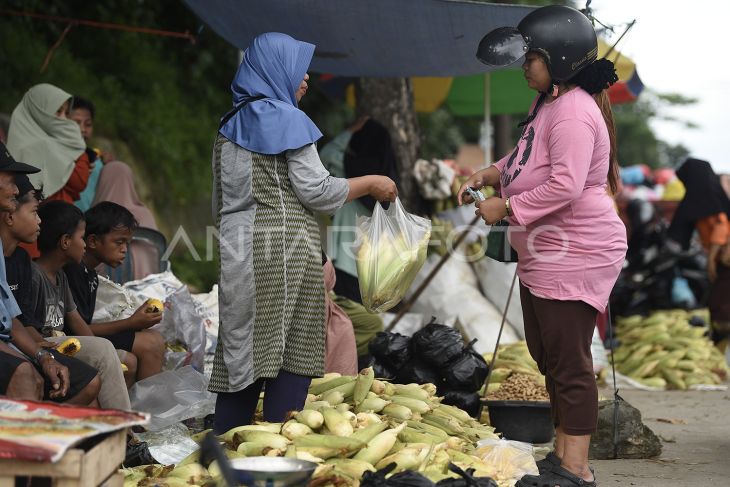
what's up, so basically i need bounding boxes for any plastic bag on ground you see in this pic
[372,360,398,381]
[361,463,434,486]
[355,198,432,312]
[92,275,146,323]
[151,285,207,372]
[473,438,538,485]
[443,339,490,392]
[132,423,199,465]
[436,464,498,486]
[439,388,482,418]
[369,332,412,370]
[129,366,216,432]
[471,259,524,339]
[412,321,465,367]
[408,255,520,354]
[396,357,442,387]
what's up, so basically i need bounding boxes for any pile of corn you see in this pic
[613,310,729,389]
[481,342,541,397]
[486,373,549,402]
[122,368,543,487]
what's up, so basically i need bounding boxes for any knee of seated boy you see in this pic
[137,329,167,357]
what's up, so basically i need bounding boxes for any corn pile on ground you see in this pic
[612,310,728,390]
[122,368,546,487]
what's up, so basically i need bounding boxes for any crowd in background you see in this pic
[0,83,165,409]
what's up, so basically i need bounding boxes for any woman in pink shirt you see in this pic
[460,6,627,487]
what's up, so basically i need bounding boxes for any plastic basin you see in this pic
[484,400,555,444]
[229,457,317,486]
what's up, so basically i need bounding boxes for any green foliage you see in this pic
[418,108,465,160]
[0,0,239,288]
[0,0,236,214]
[613,91,695,168]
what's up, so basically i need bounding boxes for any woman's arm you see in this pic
[287,144,350,214]
[508,119,594,226]
[345,176,397,203]
[60,152,92,200]
[457,165,502,205]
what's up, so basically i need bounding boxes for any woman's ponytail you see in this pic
[571,59,620,195]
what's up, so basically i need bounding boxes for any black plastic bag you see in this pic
[435,464,498,487]
[412,322,464,367]
[439,389,481,418]
[369,332,412,370]
[396,357,442,386]
[443,340,489,392]
[372,360,397,381]
[361,463,435,486]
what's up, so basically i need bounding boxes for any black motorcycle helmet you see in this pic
[477,5,598,83]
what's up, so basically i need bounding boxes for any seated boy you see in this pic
[0,148,100,405]
[1,176,130,409]
[46,201,165,382]
[65,202,165,381]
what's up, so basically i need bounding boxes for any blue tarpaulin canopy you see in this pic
[182,0,534,77]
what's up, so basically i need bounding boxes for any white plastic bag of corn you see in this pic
[355,198,431,313]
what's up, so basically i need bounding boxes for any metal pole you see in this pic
[480,266,518,403]
[385,215,481,332]
[483,73,492,166]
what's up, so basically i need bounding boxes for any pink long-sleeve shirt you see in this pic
[494,88,627,313]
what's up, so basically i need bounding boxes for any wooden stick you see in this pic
[480,266,518,403]
[385,214,481,332]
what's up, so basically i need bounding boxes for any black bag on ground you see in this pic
[372,360,397,381]
[443,339,489,392]
[396,357,442,386]
[436,464,498,486]
[412,321,464,367]
[369,332,412,370]
[361,463,435,486]
[439,389,482,418]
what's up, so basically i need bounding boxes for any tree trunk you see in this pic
[494,113,514,161]
[356,77,424,214]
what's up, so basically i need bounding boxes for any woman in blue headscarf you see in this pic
[210,32,397,431]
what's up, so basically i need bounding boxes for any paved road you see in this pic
[592,388,730,486]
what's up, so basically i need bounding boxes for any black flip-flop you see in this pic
[535,451,562,474]
[516,466,596,487]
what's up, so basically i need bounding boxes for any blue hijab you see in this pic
[219,32,322,155]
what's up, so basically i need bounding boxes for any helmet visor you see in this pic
[476,27,528,67]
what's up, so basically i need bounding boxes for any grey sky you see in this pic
[592,0,730,174]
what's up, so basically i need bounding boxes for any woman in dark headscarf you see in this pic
[668,158,730,349]
[320,118,399,302]
[210,32,397,432]
[319,118,399,366]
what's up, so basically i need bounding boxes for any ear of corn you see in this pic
[309,376,356,396]
[281,420,313,440]
[322,407,354,437]
[354,367,375,406]
[219,422,282,443]
[296,409,324,429]
[353,423,405,465]
[55,337,81,356]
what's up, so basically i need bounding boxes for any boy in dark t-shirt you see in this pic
[64,202,164,381]
[18,199,134,407]
[0,175,100,405]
